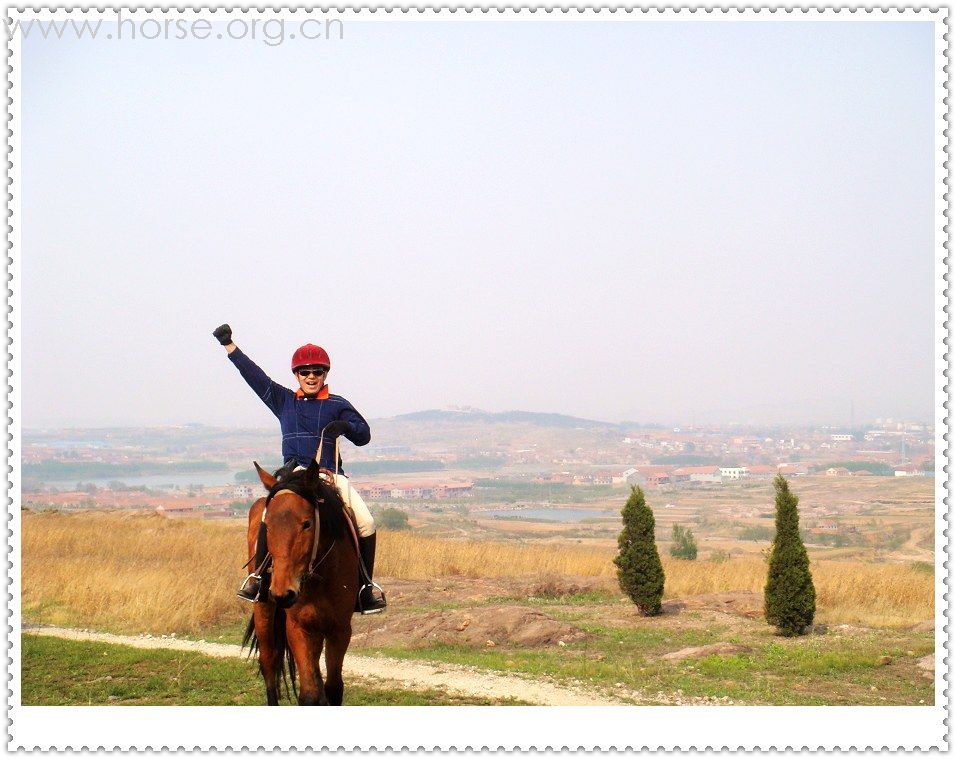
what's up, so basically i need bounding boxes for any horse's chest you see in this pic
[291,599,336,630]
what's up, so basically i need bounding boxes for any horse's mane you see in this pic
[264,465,347,541]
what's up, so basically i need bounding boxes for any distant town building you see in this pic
[825,467,851,477]
[355,480,474,500]
[720,467,747,480]
[625,466,673,489]
[672,466,722,484]
[894,464,927,477]
[614,468,639,485]
[546,472,575,485]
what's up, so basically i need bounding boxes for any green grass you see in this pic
[365,618,935,706]
[21,635,526,706]
[494,591,620,606]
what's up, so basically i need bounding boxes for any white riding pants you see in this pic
[290,467,375,538]
[334,474,376,538]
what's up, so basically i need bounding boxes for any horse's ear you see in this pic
[253,461,277,490]
[302,458,322,488]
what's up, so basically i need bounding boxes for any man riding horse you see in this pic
[213,323,386,614]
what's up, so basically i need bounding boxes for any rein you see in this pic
[315,430,341,483]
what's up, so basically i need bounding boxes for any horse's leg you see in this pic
[286,619,327,706]
[253,602,280,706]
[323,623,352,707]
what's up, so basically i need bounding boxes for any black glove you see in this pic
[213,324,233,346]
[323,420,352,439]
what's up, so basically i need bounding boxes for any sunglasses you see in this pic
[296,368,328,378]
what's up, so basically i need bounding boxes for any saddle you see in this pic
[317,466,364,566]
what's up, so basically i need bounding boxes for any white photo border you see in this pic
[5,6,949,750]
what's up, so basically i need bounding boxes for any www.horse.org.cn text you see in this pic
[5,13,346,47]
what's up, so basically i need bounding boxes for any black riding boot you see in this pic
[237,521,270,602]
[355,533,386,614]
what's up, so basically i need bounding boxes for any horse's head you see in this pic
[253,460,341,609]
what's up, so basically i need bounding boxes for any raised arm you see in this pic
[213,324,290,418]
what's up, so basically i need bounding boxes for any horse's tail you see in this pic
[241,614,258,655]
[241,608,297,702]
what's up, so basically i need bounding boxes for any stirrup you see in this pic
[357,581,386,615]
[237,573,262,603]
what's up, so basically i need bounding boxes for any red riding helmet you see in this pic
[291,344,331,372]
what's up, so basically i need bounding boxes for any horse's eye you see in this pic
[303,520,312,530]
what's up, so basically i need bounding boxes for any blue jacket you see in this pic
[227,347,371,471]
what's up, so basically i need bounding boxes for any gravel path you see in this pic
[23,625,623,706]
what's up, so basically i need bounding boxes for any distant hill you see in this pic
[387,408,620,429]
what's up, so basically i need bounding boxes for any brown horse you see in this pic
[241,459,359,705]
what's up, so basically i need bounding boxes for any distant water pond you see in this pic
[481,507,609,523]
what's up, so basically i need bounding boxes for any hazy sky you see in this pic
[22,19,936,428]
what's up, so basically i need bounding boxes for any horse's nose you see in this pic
[273,589,297,608]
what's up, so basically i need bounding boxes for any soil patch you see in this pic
[677,592,764,619]
[353,606,594,648]
[661,642,753,662]
[376,577,512,606]
[378,575,612,607]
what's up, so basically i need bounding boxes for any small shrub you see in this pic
[669,524,698,560]
[378,507,410,531]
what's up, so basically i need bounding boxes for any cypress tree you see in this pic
[764,475,816,636]
[614,486,665,615]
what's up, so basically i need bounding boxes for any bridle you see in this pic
[260,479,335,582]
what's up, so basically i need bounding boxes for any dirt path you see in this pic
[23,625,624,706]
[900,527,933,560]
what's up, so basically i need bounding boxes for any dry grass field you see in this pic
[22,509,933,634]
